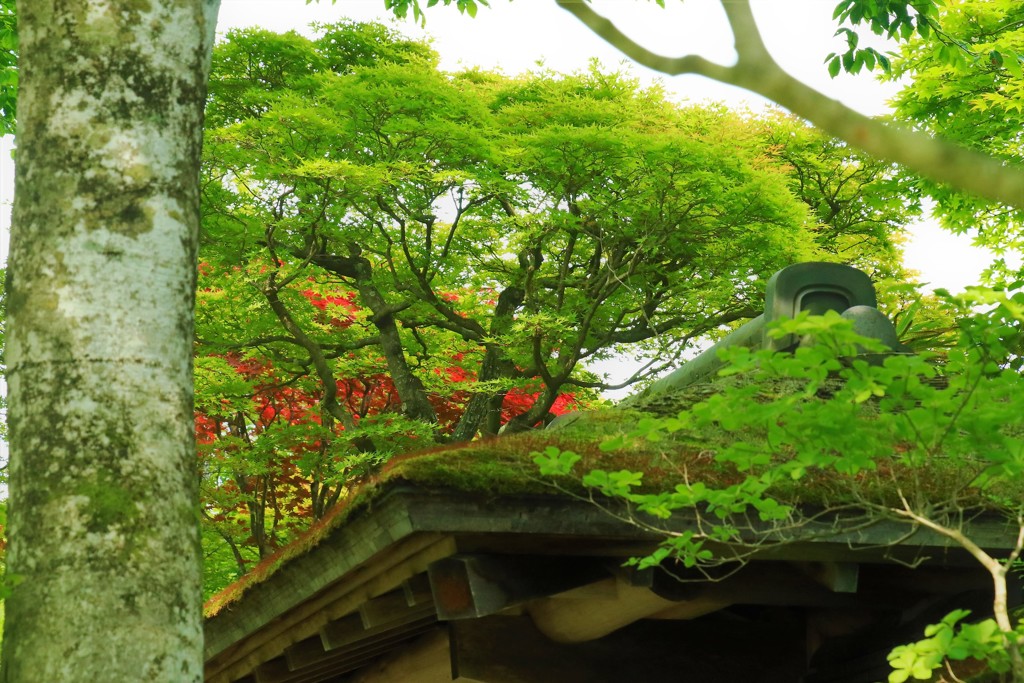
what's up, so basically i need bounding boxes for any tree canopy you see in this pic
[191,21,918,594]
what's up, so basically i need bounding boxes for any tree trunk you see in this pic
[1,1,219,680]
[311,252,439,427]
[503,386,560,434]
[450,286,524,443]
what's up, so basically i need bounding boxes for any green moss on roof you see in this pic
[201,425,713,618]
[203,372,1024,618]
[201,388,800,619]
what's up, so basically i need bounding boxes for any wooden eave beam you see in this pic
[427,553,609,620]
[258,624,437,683]
[346,629,452,683]
[527,576,731,643]
[206,534,455,683]
[205,486,1022,681]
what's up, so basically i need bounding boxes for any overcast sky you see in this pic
[0,1,1005,291]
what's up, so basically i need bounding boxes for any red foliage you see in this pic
[197,273,579,561]
[300,289,359,328]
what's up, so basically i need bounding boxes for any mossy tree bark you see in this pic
[1,1,220,680]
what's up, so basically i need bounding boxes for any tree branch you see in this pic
[556,0,1024,212]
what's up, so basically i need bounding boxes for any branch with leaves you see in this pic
[538,302,1024,681]
[555,0,1024,214]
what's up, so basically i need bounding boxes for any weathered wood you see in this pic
[428,554,608,620]
[527,559,981,642]
[358,593,414,629]
[322,607,436,651]
[262,621,438,683]
[207,534,455,683]
[527,577,730,643]
[347,629,452,683]
[359,586,435,629]
[206,496,425,660]
[651,561,861,607]
[395,488,1021,556]
[282,636,326,672]
[451,614,806,683]
[402,574,434,607]
[253,657,292,683]
[206,486,1021,682]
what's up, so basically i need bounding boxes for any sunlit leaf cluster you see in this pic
[542,295,1024,679]
[886,0,1024,245]
[194,20,914,595]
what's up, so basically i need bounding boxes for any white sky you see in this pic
[0,0,1002,292]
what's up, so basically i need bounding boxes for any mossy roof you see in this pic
[202,427,637,618]
[202,373,1019,619]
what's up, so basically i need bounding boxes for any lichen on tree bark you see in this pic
[1,1,220,680]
